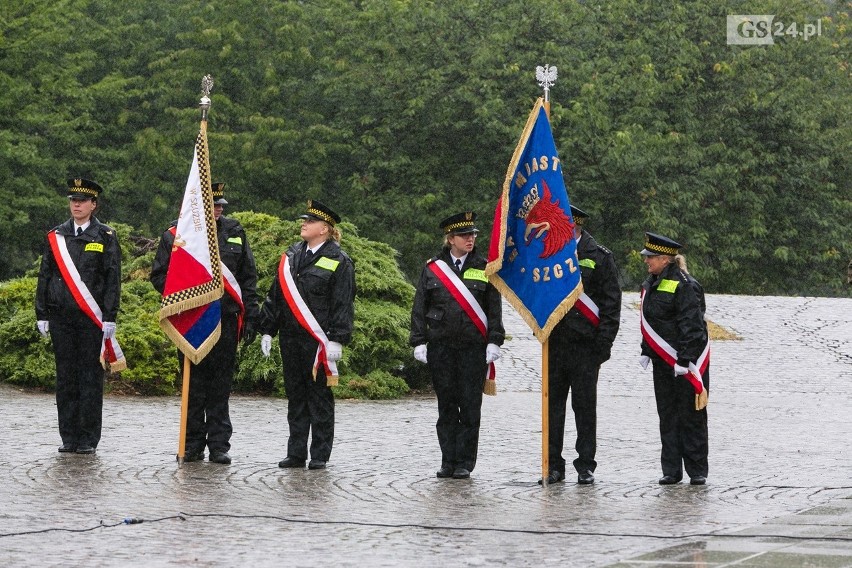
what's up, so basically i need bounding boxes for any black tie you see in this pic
[454,258,462,271]
[76,227,82,236]
[304,249,314,263]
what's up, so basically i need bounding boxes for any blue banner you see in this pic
[486,98,582,342]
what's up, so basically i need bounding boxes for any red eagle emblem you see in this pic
[523,179,574,258]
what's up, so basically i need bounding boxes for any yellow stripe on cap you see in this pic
[444,221,475,234]
[644,241,679,255]
[69,187,99,197]
[307,207,336,225]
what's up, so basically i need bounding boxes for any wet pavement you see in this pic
[2,292,851,567]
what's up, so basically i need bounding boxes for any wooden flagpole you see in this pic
[538,65,556,486]
[176,75,213,468]
[177,356,191,467]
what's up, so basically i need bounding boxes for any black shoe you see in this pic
[578,470,595,485]
[75,446,96,454]
[690,476,706,485]
[278,456,306,468]
[537,470,565,485]
[659,475,682,485]
[209,451,231,464]
[308,459,326,470]
[452,467,470,479]
[183,449,204,462]
[436,466,454,478]
[58,444,77,453]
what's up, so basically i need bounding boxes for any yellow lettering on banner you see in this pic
[84,243,104,253]
[565,258,578,273]
[532,259,578,283]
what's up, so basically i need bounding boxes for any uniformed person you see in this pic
[410,212,505,480]
[541,205,621,485]
[639,232,709,485]
[35,178,122,455]
[259,199,356,471]
[151,182,260,464]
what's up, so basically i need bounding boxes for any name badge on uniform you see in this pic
[84,243,104,253]
[462,268,488,283]
[316,257,340,272]
[657,279,679,293]
[227,236,242,245]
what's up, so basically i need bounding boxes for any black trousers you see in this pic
[652,360,709,479]
[547,340,600,474]
[50,315,105,448]
[428,342,487,472]
[178,313,238,453]
[281,338,335,462]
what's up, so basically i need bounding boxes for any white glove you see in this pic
[673,363,689,376]
[37,320,49,338]
[261,335,272,358]
[413,344,428,364]
[102,322,116,339]
[485,343,501,364]
[639,355,650,370]
[327,341,343,362]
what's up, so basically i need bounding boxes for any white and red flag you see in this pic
[157,126,223,364]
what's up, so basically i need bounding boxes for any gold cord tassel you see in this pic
[483,380,496,396]
[695,390,708,411]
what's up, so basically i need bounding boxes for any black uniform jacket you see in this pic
[640,262,707,367]
[150,216,260,323]
[36,217,121,322]
[259,240,356,345]
[550,231,622,351]
[410,248,505,347]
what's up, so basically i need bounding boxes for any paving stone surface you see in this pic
[1,292,851,567]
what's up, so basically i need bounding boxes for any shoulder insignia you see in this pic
[596,244,612,254]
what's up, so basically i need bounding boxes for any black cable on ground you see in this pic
[0,515,185,538]
[2,511,850,543]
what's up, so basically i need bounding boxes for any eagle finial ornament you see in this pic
[535,64,558,102]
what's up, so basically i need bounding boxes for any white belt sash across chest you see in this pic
[48,230,126,372]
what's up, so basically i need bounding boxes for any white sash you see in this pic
[278,254,338,383]
[49,231,126,371]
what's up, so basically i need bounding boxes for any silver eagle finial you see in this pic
[199,75,214,119]
[535,65,558,102]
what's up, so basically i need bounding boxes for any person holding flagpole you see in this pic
[259,199,356,471]
[36,177,123,455]
[638,232,709,485]
[541,205,621,485]
[410,212,504,480]
[151,182,259,465]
